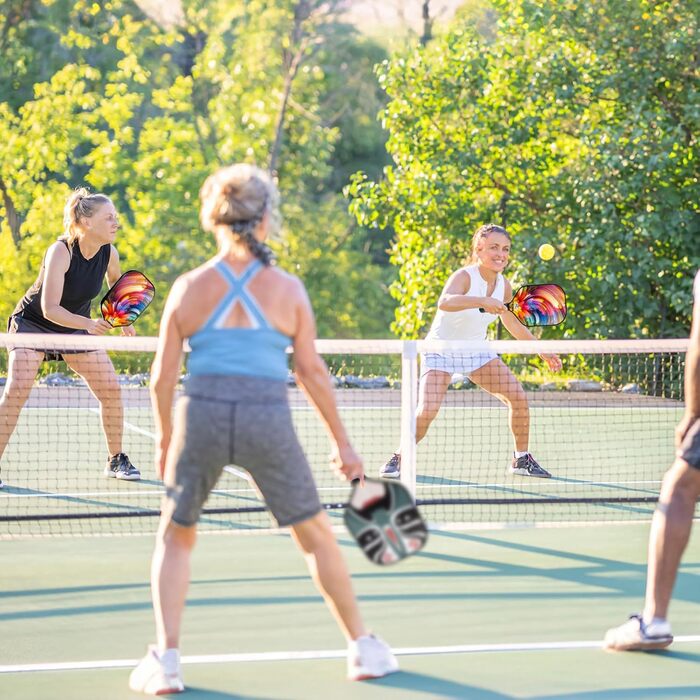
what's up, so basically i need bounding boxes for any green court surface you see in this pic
[2,523,700,699]
[0,387,683,534]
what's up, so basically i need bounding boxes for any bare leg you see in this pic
[643,458,700,621]
[0,349,43,461]
[291,511,366,641]
[415,370,453,444]
[151,518,197,651]
[64,350,123,455]
[469,358,529,451]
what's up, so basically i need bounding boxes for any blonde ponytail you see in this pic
[62,188,112,248]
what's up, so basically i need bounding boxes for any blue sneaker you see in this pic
[511,453,551,478]
[379,453,401,479]
[104,452,141,481]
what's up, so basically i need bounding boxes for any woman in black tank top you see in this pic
[0,189,141,487]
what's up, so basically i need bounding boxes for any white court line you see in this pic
[3,480,664,499]
[3,486,259,499]
[88,407,156,440]
[3,636,700,674]
[223,466,251,481]
[6,518,699,541]
[3,479,664,499]
[92,408,250,482]
[415,480,662,489]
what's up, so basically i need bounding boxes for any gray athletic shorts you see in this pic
[678,418,700,470]
[163,374,322,528]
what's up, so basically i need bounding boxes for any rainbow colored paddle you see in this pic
[480,283,567,327]
[101,270,155,328]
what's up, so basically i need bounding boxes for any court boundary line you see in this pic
[28,405,683,412]
[1,479,665,500]
[7,518,700,542]
[3,636,700,674]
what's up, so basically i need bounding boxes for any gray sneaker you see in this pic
[511,453,551,478]
[104,452,141,481]
[604,614,673,651]
[379,453,401,479]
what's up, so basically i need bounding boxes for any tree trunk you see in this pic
[0,177,22,247]
[269,1,311,175]
[421,0,433,46]
[498,191,509,229]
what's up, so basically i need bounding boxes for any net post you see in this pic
[400,340,418,496]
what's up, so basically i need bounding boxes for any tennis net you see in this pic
[0,334,689,537]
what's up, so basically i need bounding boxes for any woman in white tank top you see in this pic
[380,224,562,479]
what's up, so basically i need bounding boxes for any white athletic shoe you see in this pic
[347,634,399,681]
[604,614,673,651]
[129,645,184,695]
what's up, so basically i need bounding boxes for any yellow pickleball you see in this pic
[538,243,555,261]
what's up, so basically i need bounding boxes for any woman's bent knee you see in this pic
[160,520,197,549]
[292,512,335,553]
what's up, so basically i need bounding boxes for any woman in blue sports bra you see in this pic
[130,164,398,694]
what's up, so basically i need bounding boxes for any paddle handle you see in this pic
[478,301,512,314]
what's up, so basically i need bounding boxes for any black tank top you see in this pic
[12,239,111,334]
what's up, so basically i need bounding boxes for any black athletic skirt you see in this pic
[7,314,95,362]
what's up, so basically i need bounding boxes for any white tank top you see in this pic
[425,264,505,341]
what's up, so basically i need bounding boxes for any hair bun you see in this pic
[72,186,90,203]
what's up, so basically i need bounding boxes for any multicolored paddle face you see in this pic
[344,478,428,565]
[508,283,567,326]
[479,283,567,326]
[101,270,155,327]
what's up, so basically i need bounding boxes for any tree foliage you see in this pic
[0,0,393,338]
[349,0,699,339]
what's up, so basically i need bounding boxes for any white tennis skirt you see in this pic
[421,351,498,377]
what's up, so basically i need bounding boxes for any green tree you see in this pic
[349,0,699,339]
[0,0,396,339]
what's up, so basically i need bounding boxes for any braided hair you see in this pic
[199,164,278,265]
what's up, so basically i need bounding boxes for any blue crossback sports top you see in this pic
[187,259,291,382]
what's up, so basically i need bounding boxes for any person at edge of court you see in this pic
[0,188,141,489]
[379,223,562,480]
[129,163,398,695]
[604,268,700,651]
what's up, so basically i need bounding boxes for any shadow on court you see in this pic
[656,649,700,664]
[379,670,512,698]
[5,526,700,623]
[174,689,276,700]
[3,524,700,699]
[421,530,700,606]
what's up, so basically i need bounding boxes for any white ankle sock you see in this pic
[514,451,528,458]
[643,615,669,629]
